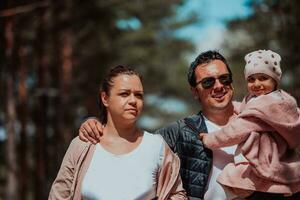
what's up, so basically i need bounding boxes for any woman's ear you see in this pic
[101,91,109,107]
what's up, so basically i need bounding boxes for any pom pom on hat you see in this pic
[244,50,282,85]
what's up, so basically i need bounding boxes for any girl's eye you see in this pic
[258,76,269,81]
[247,77,255,83]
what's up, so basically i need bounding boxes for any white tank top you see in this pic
[81,132,164,200]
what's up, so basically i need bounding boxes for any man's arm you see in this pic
[79,116,182,151]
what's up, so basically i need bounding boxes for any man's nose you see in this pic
[213,78,223,89]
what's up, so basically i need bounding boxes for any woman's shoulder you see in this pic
[143,131,165,144]
[143,131,166,154]
[66,136,92,158]
[70,136,91,148]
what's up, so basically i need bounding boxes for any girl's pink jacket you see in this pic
[48,136,187,200]
[204,90,300,196]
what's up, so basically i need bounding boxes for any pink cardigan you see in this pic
[204,90,300,196]
[49,136,187,200]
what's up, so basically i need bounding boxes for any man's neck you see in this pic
[203,105,235,126]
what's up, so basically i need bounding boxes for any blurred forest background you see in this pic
[1,0,300,199]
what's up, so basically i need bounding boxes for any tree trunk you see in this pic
[59,29,74,145]
[34,8,49,200]
[54,0,74,162]
[5,18,19,200]
[18,46,28,200]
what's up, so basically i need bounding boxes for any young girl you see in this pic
[49,65,186,200]
[200,50,300,199]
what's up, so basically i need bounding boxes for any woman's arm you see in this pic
[48,137,87,200]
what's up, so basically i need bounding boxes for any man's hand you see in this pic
[79,118,104,144]
[198,133,207,147]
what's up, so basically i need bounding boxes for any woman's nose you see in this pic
[129,93,137,104]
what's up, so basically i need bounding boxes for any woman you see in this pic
[49,65,186,200]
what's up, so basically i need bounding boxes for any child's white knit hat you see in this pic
[244,50,282,85]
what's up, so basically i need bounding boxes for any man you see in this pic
[79,50,238,199]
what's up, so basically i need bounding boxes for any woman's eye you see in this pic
[135,93,144,99]
[120,92,128,97]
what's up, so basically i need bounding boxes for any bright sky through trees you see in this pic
[176,0,253,52]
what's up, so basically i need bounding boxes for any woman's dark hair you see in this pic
[99,65,142,124]
[187,50,232,87]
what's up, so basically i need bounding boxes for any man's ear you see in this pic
[190,87,199,100]
[100,91,109,106]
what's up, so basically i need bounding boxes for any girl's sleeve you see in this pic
[156,143,187,200]
[204,116,271,149]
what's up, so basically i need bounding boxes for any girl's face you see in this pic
[247,73,277,96]
[102,74,144,125]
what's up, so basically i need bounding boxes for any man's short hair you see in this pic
[187,50,232,87]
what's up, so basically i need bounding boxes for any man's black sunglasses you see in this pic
[196,74,232,89]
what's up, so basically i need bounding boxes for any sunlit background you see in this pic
[1,0,300,199]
